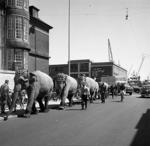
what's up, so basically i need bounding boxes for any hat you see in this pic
[5,80,9,83]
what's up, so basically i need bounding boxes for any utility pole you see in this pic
[68,0,71,76]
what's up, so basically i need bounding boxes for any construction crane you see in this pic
[136,56,145,77]
[108,38,114,62]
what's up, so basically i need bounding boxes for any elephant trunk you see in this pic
[6,91,19,117]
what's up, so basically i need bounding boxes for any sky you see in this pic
[30,0,150,81]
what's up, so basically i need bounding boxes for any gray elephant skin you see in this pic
[6,70,54,119]
[79,76,99,103]
[55,73,78,109]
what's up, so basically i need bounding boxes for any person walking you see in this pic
[100,83,106,103]
[120,83,125,102]
[0,80,11,114]
[110,85,115,99]
[80,83,90,110]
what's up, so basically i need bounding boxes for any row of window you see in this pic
[7,16,29,41]
[7,48,28,71]
[7,0,29,11]
[7,49,24,70]
[71,63,89,72]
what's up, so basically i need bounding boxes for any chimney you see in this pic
[29,6,39,18]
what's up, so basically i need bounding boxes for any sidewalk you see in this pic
[0,97,81,122]
[0,99,61,122]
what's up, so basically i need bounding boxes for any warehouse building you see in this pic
[49,59,127,85]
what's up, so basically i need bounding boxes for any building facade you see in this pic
[0,0,52,74]
[49,60,127,84]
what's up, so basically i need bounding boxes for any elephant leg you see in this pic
[68,94,73,107]
[31,102,38,114]
[44,95,50,112]
[89,91,94,103]
[60,96,66,108]
[25,96,35,115]
[37,97,45,112]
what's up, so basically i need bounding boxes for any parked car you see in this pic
[132,85,141,93]
[125,84,133,95]
[141,84,150,98]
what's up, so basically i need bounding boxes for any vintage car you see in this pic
[141,84,150,98]
[125,84,133,95]
[132,85,141,93]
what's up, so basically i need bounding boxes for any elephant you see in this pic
[55,73,78,109]
[78,74,99,103]
[5,70,54,119]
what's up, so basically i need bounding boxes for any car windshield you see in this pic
[143,85,150,89]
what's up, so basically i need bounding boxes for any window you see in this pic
[8,49,14,70]
[71,64,78,72]
[7,0,15,7]
[15,16,23,39]
[7,16,14,39]
[15,49,23,69]
[24,0,29,10]
[16,0,23,8]
[80,63,89,72]
[23,19,29,41]
[7,49,24,70]
[7,16,29,41]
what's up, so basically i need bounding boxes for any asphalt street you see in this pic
[0,94,150,146]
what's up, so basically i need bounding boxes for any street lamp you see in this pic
[68,0,71,76]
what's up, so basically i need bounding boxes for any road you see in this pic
[0,94,150,146]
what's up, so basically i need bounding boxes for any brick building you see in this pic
[0,0,52,74]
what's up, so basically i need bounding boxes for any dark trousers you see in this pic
[81,95,88,109]
[101,93,105,103]
[1,96,11,113]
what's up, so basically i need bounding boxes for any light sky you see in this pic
[30,0,150,81]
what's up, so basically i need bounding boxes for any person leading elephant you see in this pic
[5,70,54,119]
[78,74,99,103]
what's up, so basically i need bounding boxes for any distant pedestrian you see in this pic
[110,85,115,99]
[120,83,125,102]
[0,80,11,114]
[100,83,106,103]
[80,83,90,110]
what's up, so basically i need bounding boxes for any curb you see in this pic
[0,100,61,122]
[0,98,80,122]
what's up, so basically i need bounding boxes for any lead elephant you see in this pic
[78,75,99,103]
[6,70,54,119]
[55,73,78,109]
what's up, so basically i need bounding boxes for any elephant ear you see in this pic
[29,73,37,83]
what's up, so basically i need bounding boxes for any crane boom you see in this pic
[108,38,113,62]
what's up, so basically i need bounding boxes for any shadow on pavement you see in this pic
[136,96,150,99]
[130,109,150,146]
[0,104,61,119]
[111,100,122,103]
[65,108,82,111]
